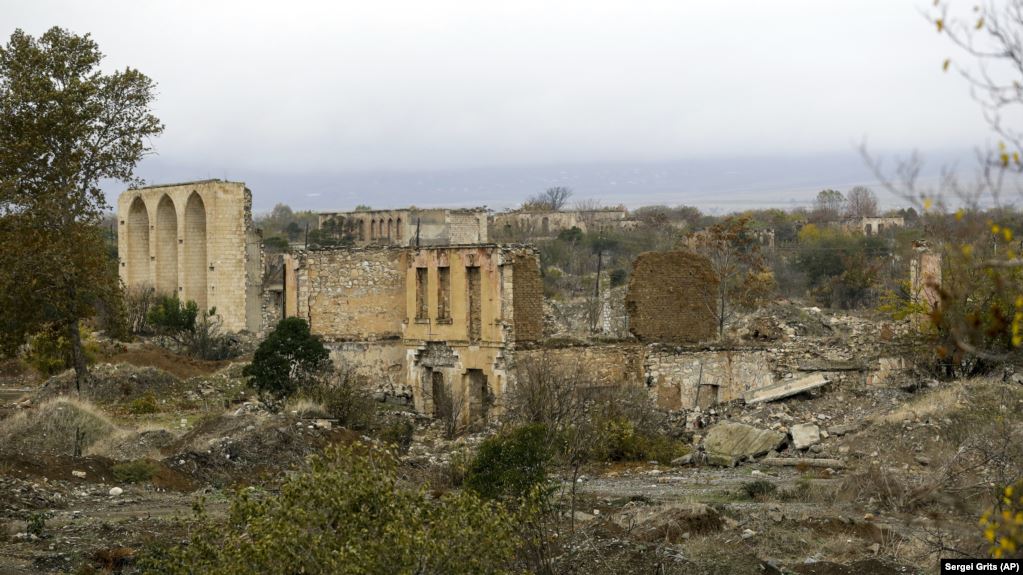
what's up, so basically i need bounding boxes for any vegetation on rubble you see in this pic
[138,444,520,575]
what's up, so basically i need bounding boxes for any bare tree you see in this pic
[812,189,846,222]
[522,187,573,212]
[845,186,879,218]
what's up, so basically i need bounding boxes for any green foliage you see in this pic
[609,268,628,287]
[741,479,779,501]
[112,460,158,483]
[244,317,331,402]
[0,27,162,390]
[24,324,97,376]
[261,236,290,253]
[128,392,158,415]
[793,224,889,309]
[556,226,584,243]
[465,424,552,501]
[147,295,198,335]
[137,444,519,574]
[377,418,415,454]
[603,417,689,463]
[25,512,46,538]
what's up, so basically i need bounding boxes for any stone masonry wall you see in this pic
[294,247,405,341]
[625,250,718,343]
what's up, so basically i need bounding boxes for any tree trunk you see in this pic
[68,319,88,394]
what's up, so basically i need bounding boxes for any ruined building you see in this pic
[316,208,488,246]
[625,250,719,343]
[117,180,263,332]
[489,207,629,239]
[270,244,542,421]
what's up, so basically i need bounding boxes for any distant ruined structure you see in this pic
[317,208,488,246]
[117,180,263,332]
[489,207,629,239]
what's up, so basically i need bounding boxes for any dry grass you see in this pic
[286,397,328,419]
[0,396,118,456]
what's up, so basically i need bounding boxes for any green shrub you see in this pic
[112,460,158,483]
[604,417,688,463]
[147,295,198,335]
[244,317,331,403]
[128,392,158,414]
[465,424,552,500]
[26,512,46,537]
[741,479,778,501]
[23,324,98,377]
[377,419,415,453]
[609,268,628,287]
[137,444,519,575]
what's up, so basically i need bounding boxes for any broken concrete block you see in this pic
[744,373,829,404]
[790,423,821,450]
[703,422,786,466]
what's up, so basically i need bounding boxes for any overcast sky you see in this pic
[3,1,1000,212]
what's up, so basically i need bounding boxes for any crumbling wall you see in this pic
[511,253,544,342]
[514,344,646,388]
[295,247,405,340]
[645,347,774,410]
[327,341,409,403]
[625,251,718,343]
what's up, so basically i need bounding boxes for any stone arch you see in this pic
[370,219,377,240]
[387,218,393,240]
[155,194,178,296]
[541,216,550,235]
[183,192,208,311]
[396,218,403,242]
[126,196,150,286]
[359,219,366,241]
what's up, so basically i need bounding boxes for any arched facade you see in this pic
[183,192,208,311]
[155,195,178,296]
[117,180,262,333]
[126,197,150,286]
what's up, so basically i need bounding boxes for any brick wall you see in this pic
[511,252,543,342]
[625,250,718,343]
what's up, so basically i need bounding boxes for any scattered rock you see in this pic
[108,487,123,497]
[703,422,785,466]
[791,424,821,450]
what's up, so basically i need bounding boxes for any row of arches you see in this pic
[125,192,208,310]
[368,217,402,242]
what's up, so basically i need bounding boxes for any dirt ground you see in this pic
[0,327,1015,574]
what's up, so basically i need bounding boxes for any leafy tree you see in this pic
[138,444,519,574]
[244,317,331,402]
[0,27,163,392]
[684,215,774,336]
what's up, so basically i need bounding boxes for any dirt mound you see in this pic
[0,397,117,457]
[0,453,195,492]
[163,410,356,486]
[103,344,236,380]
[92,428,178,460]
[39,363,182,405]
